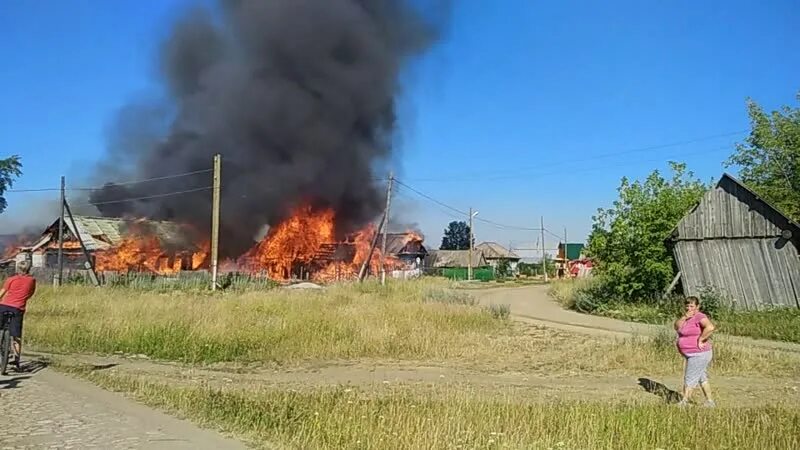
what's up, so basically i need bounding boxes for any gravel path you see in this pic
[0,362,248,450]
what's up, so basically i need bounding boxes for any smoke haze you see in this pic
[90,0,444,256]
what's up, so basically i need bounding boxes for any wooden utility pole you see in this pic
[468,207,474,281]
[563,227,568,279]
[54,176,65,287]
[541,216,547,282]
[358,212,386,282]
[379,173,394,285]
[210,154,222,291]
[63,198,99,286]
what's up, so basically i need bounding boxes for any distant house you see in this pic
[476,242,520,275]
[669,174,800,309]
[557,243,585,261]
[383,232,427,267]
[424,249,492,281]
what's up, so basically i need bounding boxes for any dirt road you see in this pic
[475,284,800,353]
[0,362,248,449]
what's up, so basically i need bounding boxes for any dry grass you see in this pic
[60,366,800,450]
[26,281,799,379]
[27,280,504,364]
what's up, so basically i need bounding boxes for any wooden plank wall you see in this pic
[675,238,800,309]
[672,176,800,309]
[675,178,786,240]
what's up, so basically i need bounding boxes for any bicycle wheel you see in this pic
[0,328,10,376]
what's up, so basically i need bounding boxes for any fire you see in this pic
[96,235,208,275]
[242,206,337,279]
[84,205,421,282]
[241,205,396,282]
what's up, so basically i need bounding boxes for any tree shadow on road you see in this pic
[637,377,682,404]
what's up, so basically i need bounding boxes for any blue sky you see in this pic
[1,0,798,254]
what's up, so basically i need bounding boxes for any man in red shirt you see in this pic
[0,260,36,368]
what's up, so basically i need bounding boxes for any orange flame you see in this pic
[239,205,421,282]
[96,235,208,275]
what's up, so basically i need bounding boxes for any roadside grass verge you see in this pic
[550,279,800,344]
[60,366,800,450]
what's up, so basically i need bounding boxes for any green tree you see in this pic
[726,94,800,221]
[495,258,511,277]
[440,221,472,250]
[587,162,708,301]
[0,155,22,214]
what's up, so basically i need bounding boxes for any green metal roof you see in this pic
[563,243,584,260]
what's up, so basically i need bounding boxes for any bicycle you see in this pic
[0,311,20,375]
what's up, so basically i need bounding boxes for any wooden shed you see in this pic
[669,173,800,309]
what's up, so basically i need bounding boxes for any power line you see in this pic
[7,168,213,193]
[404,131,745,182]
[95,168,213,188]
[84,186,213,206]
[395,178,560,234]
[393,179,469,216]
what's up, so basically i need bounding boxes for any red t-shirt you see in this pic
[1,274,36,312]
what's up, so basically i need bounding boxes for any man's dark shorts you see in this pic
[0,305,24,338]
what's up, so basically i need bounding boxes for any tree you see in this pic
[0,155,22,214]
[587,162,708,301]
[726,94,800,221]
[440,221,473,250]
[495,258,511,277]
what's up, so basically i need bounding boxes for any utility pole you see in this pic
[54,176,65,287]
[358,212,386,282]
[379,172,394,285]
[563,227,568,279]
[63,198,99,286]
[541,216,547,282]
[210,154,222,291]
[468,208,475,281]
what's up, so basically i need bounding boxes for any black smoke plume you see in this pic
[90,0,442,256]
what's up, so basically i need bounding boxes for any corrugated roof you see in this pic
[424,250,487,268]
[476,242,520,259]
[35,216,190,251]
[384,232,427,256]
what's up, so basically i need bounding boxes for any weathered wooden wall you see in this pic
[674,238,800,309]
[672,175,800,309]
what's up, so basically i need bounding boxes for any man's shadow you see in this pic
[638,378,682,404]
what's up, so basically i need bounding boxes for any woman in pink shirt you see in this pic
[674,296,717,407]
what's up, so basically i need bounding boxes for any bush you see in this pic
[484,303,511,320]
[586,163,708,301]
[696,285,724,318]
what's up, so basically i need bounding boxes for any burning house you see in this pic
[45,0,445,284]
[236,206,426,282]
[2,206,427,283]
[10,216,208,274]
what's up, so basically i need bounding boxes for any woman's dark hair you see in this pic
[685,296,700,306]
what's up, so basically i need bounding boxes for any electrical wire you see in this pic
[395,178,560,234]
[7,168,213,193]
[403,131,745,182]
[84,186,213,206]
